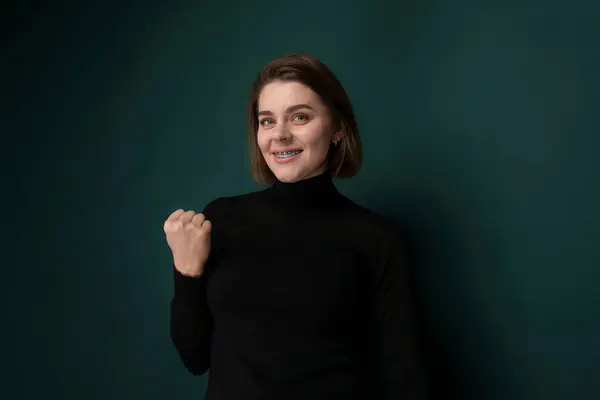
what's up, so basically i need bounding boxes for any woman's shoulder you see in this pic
[201,188,269,217]
[341,197,392,226]
[339,198,406,243]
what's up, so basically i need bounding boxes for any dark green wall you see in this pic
[7,0,599,399]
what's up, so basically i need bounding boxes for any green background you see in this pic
[6,0,599,399]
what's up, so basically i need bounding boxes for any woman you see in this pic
[164,54,428,399]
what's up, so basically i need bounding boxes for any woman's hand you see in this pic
[164,209,212,278]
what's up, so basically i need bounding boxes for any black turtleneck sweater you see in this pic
[169,172,428,399]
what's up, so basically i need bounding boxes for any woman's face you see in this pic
[256,80,339,183]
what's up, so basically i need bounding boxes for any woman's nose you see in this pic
[273,125,292,141]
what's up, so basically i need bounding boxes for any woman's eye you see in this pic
[260,118,274,126]
[293,114,309,122]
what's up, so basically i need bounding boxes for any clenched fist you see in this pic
[164,209,212,278]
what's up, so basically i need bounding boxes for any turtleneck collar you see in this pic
[268,169,342,209]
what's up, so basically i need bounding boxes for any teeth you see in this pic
[274,150,302,158]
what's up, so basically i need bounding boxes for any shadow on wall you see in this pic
[361,134,529,399]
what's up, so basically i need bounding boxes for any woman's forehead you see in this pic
[258,81,324,111]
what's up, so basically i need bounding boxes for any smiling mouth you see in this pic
[273,149,303,159]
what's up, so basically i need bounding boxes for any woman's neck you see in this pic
[269,169,341,209]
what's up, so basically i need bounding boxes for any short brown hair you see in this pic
[246,53,362,185]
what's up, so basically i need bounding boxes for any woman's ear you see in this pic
[332,131,343,145]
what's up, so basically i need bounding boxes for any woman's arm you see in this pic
[373,226,429,399]
[169,199,220,376]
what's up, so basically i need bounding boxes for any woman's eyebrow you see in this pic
[258,104,315,116]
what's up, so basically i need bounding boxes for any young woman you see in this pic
[164,54,428,399]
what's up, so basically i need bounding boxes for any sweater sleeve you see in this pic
[373,226,429,399]
[169,199,220,376]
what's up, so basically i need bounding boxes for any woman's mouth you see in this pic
[272,149,303,163]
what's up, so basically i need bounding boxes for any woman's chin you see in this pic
[272,167,325,183]
[273,171,302,183]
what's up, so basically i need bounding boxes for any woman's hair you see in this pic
[246,53,362,185]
